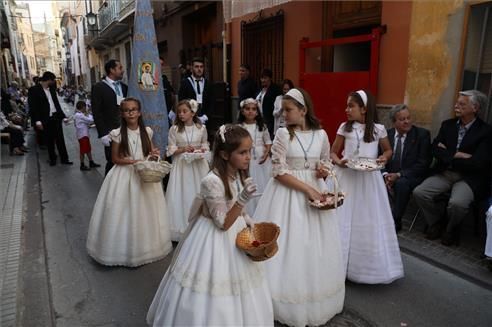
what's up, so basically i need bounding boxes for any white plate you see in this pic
[346,157,384,171]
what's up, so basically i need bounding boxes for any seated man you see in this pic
[383,104,431,232]
[413,90,492,246]
[486,180,492,271]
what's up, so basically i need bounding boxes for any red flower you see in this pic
[252,240,260,247]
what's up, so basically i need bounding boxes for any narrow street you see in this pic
[8,99,491,327]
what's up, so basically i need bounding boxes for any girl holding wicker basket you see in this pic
[86,97,172,267]
[254,88,345,326]
[147,124,274,326]
[166,99,210,241]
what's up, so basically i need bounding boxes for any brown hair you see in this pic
[344,90,378,143]
[174,99,202,132]
[118,97,152,158]
[211,124,251,200]
[283,88,321,140]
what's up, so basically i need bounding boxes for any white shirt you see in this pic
[104,76,122,96]
[74,111,94,139]
[393,132,407,156]
[43,87,57,116]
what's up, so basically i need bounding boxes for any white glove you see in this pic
[100,134,111,147]
[237,177,257,207]
[198,114,208,124]
[243,214,256,228]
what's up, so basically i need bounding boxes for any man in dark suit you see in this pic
[237,64,257,102]
[28,71,72,166]
[256,68,282,139]
[159,57,175,114]
[383,104,431,232]
[91,59,128,175]
[178,57,214,129]
[413,90,492,245]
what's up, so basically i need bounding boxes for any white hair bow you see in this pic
[218,125,227,143]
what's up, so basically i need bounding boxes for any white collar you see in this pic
[105,76,119,84]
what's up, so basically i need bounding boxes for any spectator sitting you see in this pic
[383,104,431,232]
[413,90,492,246]
[485,176,492,271]
[1,111,27,156]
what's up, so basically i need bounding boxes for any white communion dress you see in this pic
[242,122,272,215]
[333,122,404,284]
[86,127,173,267]
[166,124,209,241]
[254,127,345,327]
[147,172,274,326]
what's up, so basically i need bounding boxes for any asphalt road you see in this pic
[17,99,492,327]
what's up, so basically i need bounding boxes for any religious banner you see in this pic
[128,0,169,152]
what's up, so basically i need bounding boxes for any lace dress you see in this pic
[86,127,173,267]
[147,172,274,326]
[333,122,404,284]
[242,122,272,215]
[254,127,345,327]
[166,124,210,241]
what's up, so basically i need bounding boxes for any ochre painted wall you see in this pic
[405,0,466,132]
[378,1,412,105]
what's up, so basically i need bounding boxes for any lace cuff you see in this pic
[166,126,178,156]
[271,128,290,177]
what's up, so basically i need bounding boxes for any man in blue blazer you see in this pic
[413,90,492,245]
[383,104,432,232]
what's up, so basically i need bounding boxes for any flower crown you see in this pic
[188,99,199,113]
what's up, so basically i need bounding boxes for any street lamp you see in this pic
[86,11,97,28]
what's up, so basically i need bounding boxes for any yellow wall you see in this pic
[405,0,466,132]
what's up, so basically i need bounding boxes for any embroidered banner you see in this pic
[128,0,169,152]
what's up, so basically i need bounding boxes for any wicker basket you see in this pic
[236,222,280,262]
[308,165,345,210]
[133,157,172,183]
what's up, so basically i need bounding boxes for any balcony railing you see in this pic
[98,0,135,33]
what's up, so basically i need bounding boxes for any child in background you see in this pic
[166,99,209,241]
[86,97,172,267]
[237,98,272,215]
[330,89,404,284]
[254,88,345,326]
[74,100,100,171]
[147,124,273,326]
[272,79,294,134]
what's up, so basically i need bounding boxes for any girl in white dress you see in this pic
[238,98,272,215]
[254,88,345,327]
[86,97,172,267]
[147,124,274,326]
[330,90,404,284]
[166,99,209,241]
[273,79,294,134]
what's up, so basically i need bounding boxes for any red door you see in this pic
[299,27,385,142]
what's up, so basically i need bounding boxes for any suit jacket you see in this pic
[384,125,431,181]
[28,84,66,123]
[178,77,214,117]
[432,117,492,199]
[238,77,258,102]
[259,84,282,122]
[91,80,128,138]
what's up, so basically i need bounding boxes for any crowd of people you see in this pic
[2,56,492,326]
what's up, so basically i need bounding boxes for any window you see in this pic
[241,11,284,84]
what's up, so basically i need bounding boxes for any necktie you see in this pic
[457,125,467,150]
[195,79,201,95]
[113,82,122,96]
[393,134,403,172]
